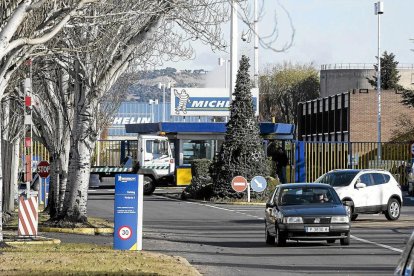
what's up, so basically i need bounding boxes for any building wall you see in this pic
[349,89,414,142]
[320,67,414,98]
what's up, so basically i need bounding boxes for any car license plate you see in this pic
[305,227,329,233]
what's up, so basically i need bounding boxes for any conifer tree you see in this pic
[367,51,402,90]
[210,55,267,198]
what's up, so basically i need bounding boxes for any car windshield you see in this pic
[316,171,359,187]
[278,187,340,206]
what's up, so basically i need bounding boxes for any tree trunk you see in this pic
[9,139,20,211]
[0,120,4,243]
[47,154,60,218]
[1,140,12,213]
[61,95,97,222]
[59,141,70,213]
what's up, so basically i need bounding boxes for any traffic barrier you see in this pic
[18,196,38,236]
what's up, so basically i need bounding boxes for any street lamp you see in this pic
[149,99,158,123]
[375,1,384,161]
[158,82,171,122]
[218,58,229,88]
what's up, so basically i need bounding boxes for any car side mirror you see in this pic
[355,183,367,189]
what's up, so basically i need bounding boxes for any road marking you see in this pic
[155,195,264,220]
[155,195,405,253]
[351,235,403,253]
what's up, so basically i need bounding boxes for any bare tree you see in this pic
[0,0,99,243]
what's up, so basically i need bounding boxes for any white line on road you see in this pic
[155,195,264,220]
[351,235,403,253]
[155,195,404,253]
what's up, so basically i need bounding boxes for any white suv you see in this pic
[316,169,402,221]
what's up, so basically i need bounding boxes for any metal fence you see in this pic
[304,142,411,185]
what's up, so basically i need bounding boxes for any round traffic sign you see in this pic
[118,225,132,240]
[37,160,50,178]
[250,176,267,192]
[231,176,248,192]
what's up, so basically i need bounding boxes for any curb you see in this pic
[39,227,114,236]
[159,193,266,206]
[5,238,61,246]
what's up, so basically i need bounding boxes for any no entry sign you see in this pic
[37,161,50,178]
[231,176,248,192]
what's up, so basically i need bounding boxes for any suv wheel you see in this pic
[384,198,400,221]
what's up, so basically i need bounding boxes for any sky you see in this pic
[162,0,414,73]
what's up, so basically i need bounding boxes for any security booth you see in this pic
[125,122,295,186]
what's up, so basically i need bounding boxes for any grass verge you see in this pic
[0,243,199,276]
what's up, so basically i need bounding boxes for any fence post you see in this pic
[295,141,305,182]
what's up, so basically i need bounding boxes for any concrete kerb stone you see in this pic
[5,239,61,246]
[39,227,114,236]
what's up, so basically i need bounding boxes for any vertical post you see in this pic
[162,85,166,122]
[253,0,259,88]
[247,182,251,203]
[375,1,383,161]
[230,0,238,102]
[24,77,32,198]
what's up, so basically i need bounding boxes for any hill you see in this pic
[115,67,208,102]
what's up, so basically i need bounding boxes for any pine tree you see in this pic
[210,55,267,198]
[367,51,402,90]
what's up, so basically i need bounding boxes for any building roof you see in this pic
[125,122,295,140]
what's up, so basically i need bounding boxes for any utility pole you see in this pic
[375,1,384,161]
[230,0,238,103]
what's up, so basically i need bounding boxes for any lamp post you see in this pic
[218,58,229,88]
[375,1,384,161]
[158,82,171,122]
[149,99,158,122]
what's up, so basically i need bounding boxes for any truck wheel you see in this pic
[143,176,156,195]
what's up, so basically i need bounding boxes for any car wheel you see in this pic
[275,226,286,247]
[351,214,358,221]
[143,176,156,195]
[265,227,275,245]
[327,239,335,244]
[340,232,350,246]
[384,198,401,221]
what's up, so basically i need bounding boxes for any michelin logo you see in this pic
[174,89,191,114]
[118,175,137,182]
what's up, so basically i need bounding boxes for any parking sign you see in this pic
[114,174,143,250]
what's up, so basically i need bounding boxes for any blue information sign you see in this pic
[250,176,267,192]
[114,174,143,250]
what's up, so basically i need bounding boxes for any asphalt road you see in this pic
[46,187,414,276]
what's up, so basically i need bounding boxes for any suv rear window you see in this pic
[372,173,389,184]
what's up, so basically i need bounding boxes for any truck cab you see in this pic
[136,135,175,194]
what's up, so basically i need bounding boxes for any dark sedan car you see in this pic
[265,183,351,246]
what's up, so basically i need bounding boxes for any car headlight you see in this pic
[283,217,303,224]
[331,216,349,223]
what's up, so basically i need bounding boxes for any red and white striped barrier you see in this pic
[18,196,38,236]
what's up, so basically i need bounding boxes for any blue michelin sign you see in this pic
[171,88,259,116]
[114,174,143,250]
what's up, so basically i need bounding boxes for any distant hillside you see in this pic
[122,67,208,102]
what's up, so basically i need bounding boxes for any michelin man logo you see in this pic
[174,89,191,114]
